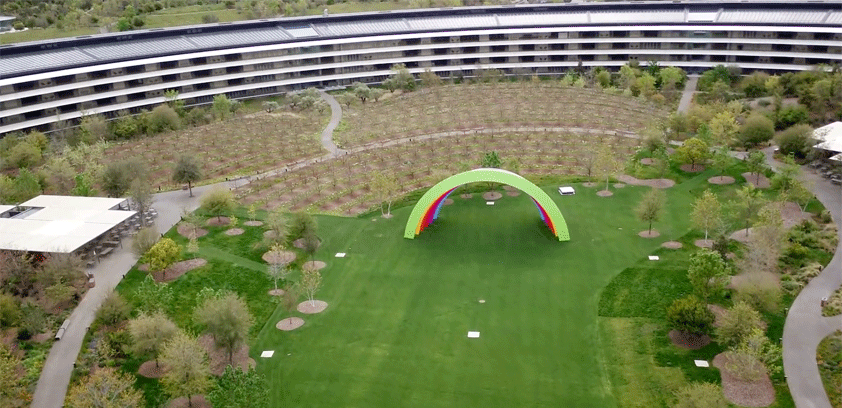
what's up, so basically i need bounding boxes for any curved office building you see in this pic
[1,0,840,135]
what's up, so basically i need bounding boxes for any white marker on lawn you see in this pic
[648,255,660,261]
[335,252,346,258]
[467,331,480,338]
[694,360,709,368]
[486,201,494,205]
[260,350,275,358]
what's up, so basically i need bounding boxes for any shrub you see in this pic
[738,113,775,148]
[94,292,130,327]
[148,105,181,133]
[666,295,715,336]
[775,105,809,130]
[673,382,727,408]
[733,272,781,313]
[132,227,159,258]
[0,294,21,328]
[775,124,813,159]
[715,301,764,347]
[13,21,24,30]
[201,14,219,23]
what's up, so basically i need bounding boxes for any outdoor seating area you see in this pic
[808,161,842,185]
[77,207,158,267]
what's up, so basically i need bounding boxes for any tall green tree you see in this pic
[172,155,202,197]
[635,188,665,234]
[145,238,181,280]
[711,147,731,181]
[200,188,236,222]
[160,331,212,406]
[195,293,254,364]
[731,184,766,233]
[715,302,764,348]
[691,189,721,241]
[687,249,729,301]
[594,144,622,193]
[372,172,399,218]
[745,150,767,185]
[301,267,322,308]
[207,366,269,408]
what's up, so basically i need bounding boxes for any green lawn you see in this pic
[250,182,697,407]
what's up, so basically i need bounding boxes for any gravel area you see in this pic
[713,353,776,407]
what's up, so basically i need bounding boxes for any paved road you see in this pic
[30,184,229,408]
[766,147,842,408]
[677,75,699,113]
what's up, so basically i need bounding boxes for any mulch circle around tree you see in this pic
[138,360,165,378]
[614,183,626,188]
[694,239,713,249]
[483,191,503,200]
[176,223,208,239]
[297,300,328,314]
[293,238,321,250]
[640,158,656,165]
[730,228,751,243]
[262,250,296,265]
[382,213,394,218]
[225,228,244,236]
[661,241,683,249]
[506,191,521,197]
[679,164,706,173]
[582,182,597,187]
[668,330,711,350]
[205,216,230,227]
[277,317,304,331]
[502,185,516,191]
[616,175,676,189]
[243,220,264,227]
[708,304,728,328]
[264,230,278,240]
[268,288,285,296]
[443,198,454,205]
[460,193,473,199]
[713,353,776,407]
[198,334,255,377]
[741,172,771,189]
[303,260,326,271]
[708,176,736,185]
[596,190,614,197]
[169,396,211,408]
[152,258,208,283]
[638,230,660,238]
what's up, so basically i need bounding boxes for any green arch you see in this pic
[403,168,570,241]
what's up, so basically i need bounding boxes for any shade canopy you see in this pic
[0,195,135,253]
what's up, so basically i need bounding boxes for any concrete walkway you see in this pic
[766,147,842,408]
[30,184,229,408]
[677,75,699,113]
[318,90,345,157]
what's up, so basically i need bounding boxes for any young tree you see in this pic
[687,249,729,301]
[711,148,731,181]
[691,189,721,241]
[675,137,710,171]
[372,172,399,218]
[263,209,289,247]
[160,331,212,406]
[352,82,371,103]
[281,284,300,325]
[708,110,739,146]
[673,383,727,408]
[725,328,782,382]
[195,293,254,364]
[41,157,76,195]
[775,124,813,159]
[771,155,800,193]
[288,212,317,242]
[145,238,181,280]
[390,63,416,91]
[731,184,766,233]
[481,151,502,168]
[740,203,786,276]
[132,226,159,258]
[134,274,172,313]
[172,155,202,197]
[746,150,767,185]
[129,178,154,225]
[94,292,131,327]
[65,368,144,408]
[594,144,622,192]
[200,188,236,222]
[300,267,322,308]
[636,188,665,234]
[785,179,813,214]
[419,68,443,87]
[579,143,599,182]
[101,161,132,198]
[715,301,764,348]
[301,229,320,261]
[666,295,715,337]
[129,312,178,368]
[212,94,232,121]
[207,366,269,408]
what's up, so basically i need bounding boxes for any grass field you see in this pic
[247,181,698,407]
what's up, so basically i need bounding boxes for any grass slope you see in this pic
[252,184,690,407]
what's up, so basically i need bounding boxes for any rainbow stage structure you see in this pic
[403,168,570,241]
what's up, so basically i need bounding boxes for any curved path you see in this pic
[765,147,842,408]
[317,90,346,156]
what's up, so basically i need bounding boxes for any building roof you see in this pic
[0,1,840,79]
[0,195,135,254]
[813,121,842,153]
